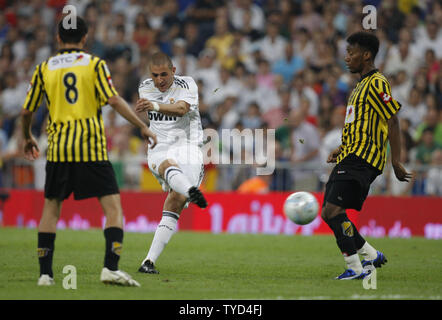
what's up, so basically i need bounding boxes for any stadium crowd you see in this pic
[0,0,441,196]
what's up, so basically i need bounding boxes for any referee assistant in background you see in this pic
[21,16,157,286]
[321,31,412,280]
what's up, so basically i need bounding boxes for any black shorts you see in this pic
[44,161,119,201]
[323,154,381,211]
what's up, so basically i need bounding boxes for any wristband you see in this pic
[152,101,160,112]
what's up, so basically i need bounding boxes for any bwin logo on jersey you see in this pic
[149,112,177,121]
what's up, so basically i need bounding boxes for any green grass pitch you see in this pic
[0,227,441,300]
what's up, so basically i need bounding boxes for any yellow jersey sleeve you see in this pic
[23,63,45,112]
[94,59,118,104]
[369,77,401,121]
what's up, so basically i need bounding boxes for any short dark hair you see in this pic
[58,16,88,44]
[347,31,379,61]
[149,52,173,69]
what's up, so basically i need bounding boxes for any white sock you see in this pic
[344,253,363,274]
[164,166,192,197]
[143,212,178,264]
[357,241,378,260]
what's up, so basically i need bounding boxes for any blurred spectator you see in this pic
[322,72,347,107]
[207,67,241,107]
[292,1,323,34]
[414,106,442,146]
[271,42,305,85]
[319,106,345,164]
[270,140,293,191]
[241,102,263,129]
[287,108,321,190]
[216,96,239,131]
[1,72,28,138]
[132,13,156,54]
[415,17,442,60]
[205,16,234,65]
[262,87,293,130]
[291,28,314,65]
[399,87,427,130]
[183,20,207,58]
[236,71,279,114]
[256,22,287,65]
[256,59,276,90]
[228,0,265,34]
[290,73,319,117]
[221,33,249,72]
[400,118,415,154]
[105,25,137,63]
[425,149,442,196]
[187,0,224,42]
[171,38,197,77]
[84,22,106,58]
[194,48,221,104]
[391,70,412,105]
[415,127,442,166]
[384,40,421,78]
[424,48,440,84]
[317,94,334,135]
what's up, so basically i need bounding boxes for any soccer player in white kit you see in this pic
[135,52,208,274]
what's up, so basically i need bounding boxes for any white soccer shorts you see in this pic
[147,143,204,193]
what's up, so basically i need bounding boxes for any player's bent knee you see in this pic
[158,159,179,178]
[321,202,345,222]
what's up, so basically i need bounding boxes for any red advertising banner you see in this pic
[1,190,441,239]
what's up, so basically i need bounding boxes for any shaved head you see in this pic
[149,52,173,69]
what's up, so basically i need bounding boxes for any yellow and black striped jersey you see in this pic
[337,69,401,172]
[22,48,118,162]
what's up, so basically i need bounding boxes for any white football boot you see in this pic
[37,274,55,286]
[100,267,140,287]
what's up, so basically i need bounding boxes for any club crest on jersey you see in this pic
[379,92,392,103]
[345,105,355,124]
[169,98,175,104]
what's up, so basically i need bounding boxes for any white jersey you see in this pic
[138,75,203,147]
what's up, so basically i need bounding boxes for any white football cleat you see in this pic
[100,267,140,287]
[38,274,55,286]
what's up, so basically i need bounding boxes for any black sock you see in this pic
[351,221,366,250]
[38,232,56,277]
[104,227,123,271]
[325,213,357,256]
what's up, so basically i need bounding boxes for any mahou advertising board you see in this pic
[1,190,441,239]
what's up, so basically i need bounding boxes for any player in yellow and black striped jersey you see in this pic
[20,16,156,287]
[23,48,118,162]
[320,32,412,280]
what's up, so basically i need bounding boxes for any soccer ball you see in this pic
[283,191,319,225]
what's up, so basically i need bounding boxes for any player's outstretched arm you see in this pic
[21,109,40,161]
[108,95,157,148]
[387,114,412,182]
[135,98,190,117]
